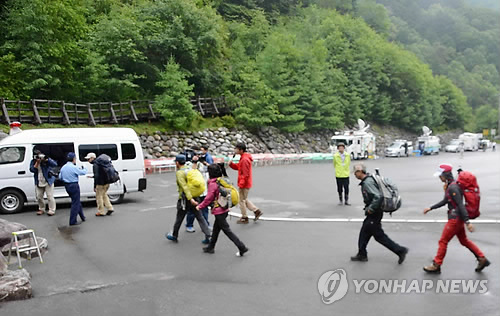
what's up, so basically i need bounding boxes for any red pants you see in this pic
[434,218,484,266]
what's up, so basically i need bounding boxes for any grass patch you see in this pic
[0,116,237,135]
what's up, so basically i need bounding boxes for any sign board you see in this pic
[483,129,489,136]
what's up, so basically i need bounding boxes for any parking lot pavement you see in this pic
[1,150,498,315]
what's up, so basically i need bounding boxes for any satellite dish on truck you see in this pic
[422,126,432,136]
[358,119,370,132]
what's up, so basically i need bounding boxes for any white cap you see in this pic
[84,152,97,160]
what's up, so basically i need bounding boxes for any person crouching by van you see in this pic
[198,164,248,256]
[166,154,211,243]
[422,164,490,273]
[85,153,115,217]
[30,150,58,216]
[59,152,87,226]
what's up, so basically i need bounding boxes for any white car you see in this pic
[384,140,413,157]
[445,139,464,152]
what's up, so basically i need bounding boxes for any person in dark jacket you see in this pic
[30,150,58,216]
[86,153,114,217]
[422,164,490,273]
[350,163,408,263]
[197,164,248,256]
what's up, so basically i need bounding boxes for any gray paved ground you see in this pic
[1,150,499,315]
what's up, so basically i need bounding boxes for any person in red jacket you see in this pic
[229,143,263,224]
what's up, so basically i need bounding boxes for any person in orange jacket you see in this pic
[229,143,263,224]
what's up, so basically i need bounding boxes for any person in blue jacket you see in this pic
[59,152,87,226]
[30,150,58,216]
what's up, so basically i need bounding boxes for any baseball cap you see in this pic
[433,163,453,177]
[175,154,186,163]
[67,152,76,161]
[84,152,96,160]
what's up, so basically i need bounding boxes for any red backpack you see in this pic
[449,171,481,219]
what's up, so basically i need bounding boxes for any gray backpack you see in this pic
[372,168,402,214]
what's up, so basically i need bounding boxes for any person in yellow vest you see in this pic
[333,143,351,206]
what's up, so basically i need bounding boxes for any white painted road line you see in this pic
[227,212,500,224]
[139,205,177,212]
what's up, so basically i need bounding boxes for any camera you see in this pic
[34,153,46,160]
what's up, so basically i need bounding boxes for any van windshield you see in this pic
[331,139,352,146]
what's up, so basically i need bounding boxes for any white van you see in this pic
[0,127,147,214]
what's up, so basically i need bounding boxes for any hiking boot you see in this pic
[203,247,214,254]
[254,210,263,221]
[398,247,409,264]
[236,247,249,257]
[165,233,178,243]
[350,254,368,262]
[186,227,196,233]
[423,262,441,274]
[475,257,491,272]
[237,217,249,224]
[201,238,210,244]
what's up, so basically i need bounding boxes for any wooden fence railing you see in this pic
[0,96,230,126]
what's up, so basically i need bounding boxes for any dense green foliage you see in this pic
[0,0,491,132]
[372,0,499,130]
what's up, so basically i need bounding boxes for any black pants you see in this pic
[172,198,211,238]
[208,212,246,251]
[336,177,349,200]
[358,212,404,257]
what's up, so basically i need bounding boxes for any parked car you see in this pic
[0,125,147,214]
[384,140,413,157]
[445,139,464,153]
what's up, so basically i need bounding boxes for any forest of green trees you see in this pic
[0,0,498,133]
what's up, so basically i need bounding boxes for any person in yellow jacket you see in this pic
[333,143,351,205]
[166,154,211,243]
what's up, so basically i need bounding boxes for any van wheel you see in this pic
[0,189,25,214]
[364,151,369,159]
[351,153,355,160]
[108,194,124,204]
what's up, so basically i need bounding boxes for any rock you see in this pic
[153,135,161,141]
[0,219,27,248]
[153,146,163,153]
[147,136,154,142]
[185,138,192,144]
[144,154,153,160]
[0,269,32,301]
[0,253,6,275]
[165,140,173,147]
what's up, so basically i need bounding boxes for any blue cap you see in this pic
[67,152,76,161]
[175,154,186,163]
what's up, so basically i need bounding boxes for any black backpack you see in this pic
[371,169,402,214]
[96,154,120,184]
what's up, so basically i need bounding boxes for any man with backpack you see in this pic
[229,143,262,224]
[196,164,248,256]
[422,164,490,273]
[333,143,351,206]
[350,163,408,263]
[166,154,211,243]
[85,153,116,216]
[185,154,210,233]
